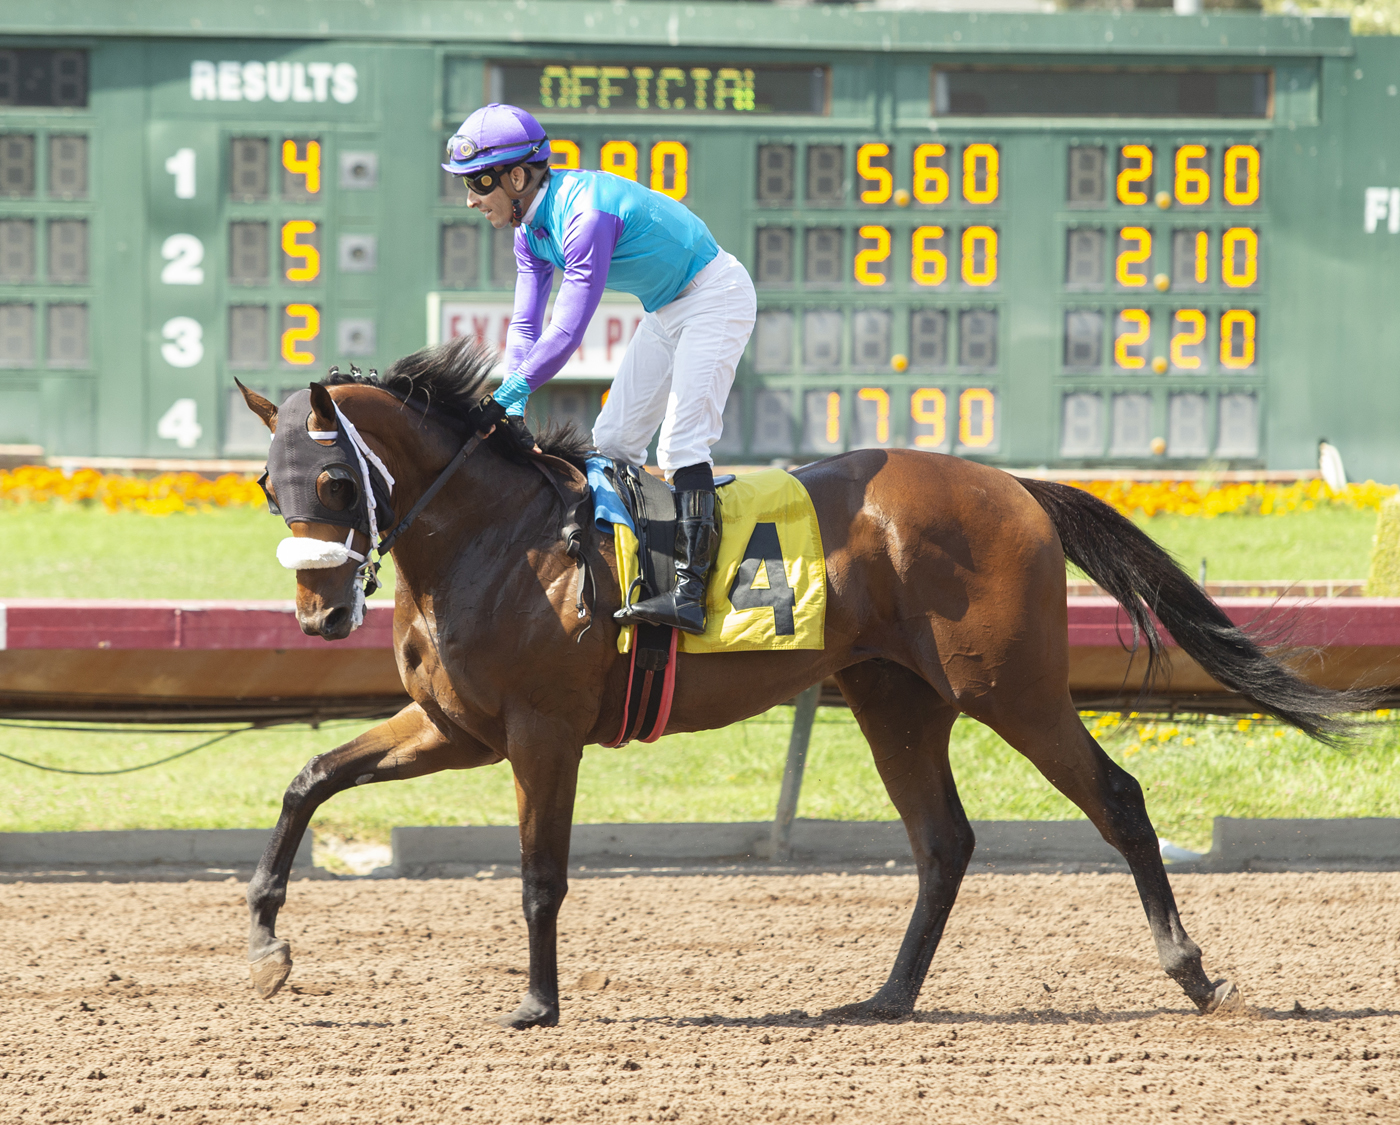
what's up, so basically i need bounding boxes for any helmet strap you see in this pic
[505,164,548,228]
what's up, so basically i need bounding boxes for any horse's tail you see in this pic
[1016,476,1379,743]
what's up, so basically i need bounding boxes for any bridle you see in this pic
[264,385,593,633]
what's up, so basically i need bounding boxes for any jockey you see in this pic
[442,103,757,636]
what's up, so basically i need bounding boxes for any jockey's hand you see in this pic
[494,372,531,417]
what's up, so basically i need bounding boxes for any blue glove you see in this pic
[494,372,531,417]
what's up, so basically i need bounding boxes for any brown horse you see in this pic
[239,338,1369,1029]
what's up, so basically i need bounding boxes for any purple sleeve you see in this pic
[513,209,623,390]
[503,231,554,374]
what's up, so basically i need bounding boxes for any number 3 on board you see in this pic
[160,316,204,367]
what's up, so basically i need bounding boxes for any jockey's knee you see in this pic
[590,418,647,468]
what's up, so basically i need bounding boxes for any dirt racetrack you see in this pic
[3,870,1398,1124]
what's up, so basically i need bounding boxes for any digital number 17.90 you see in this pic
[818,387,997,450]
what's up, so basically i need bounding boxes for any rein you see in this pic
[335,394,595,634]
[375,428,489,555]
[524,453,595,636]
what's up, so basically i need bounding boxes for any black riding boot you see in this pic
[614,489,718,635]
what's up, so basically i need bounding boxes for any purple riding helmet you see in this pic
[443,103,550,181]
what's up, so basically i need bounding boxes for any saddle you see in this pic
[608,464,736,670]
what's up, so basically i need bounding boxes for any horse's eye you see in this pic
[316,468,358,512]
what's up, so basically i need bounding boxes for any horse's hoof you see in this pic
[497,999,559,1030]
[823,998,912,1023]
[249,941,292,999]
[1205,979,1245,1016]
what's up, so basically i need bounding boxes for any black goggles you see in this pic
[461,166,508,194]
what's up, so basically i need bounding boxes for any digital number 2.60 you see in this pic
[1116,143,1261,207]
[854,225,999,288]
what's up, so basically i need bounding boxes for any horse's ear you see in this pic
[236,378,277,434]
[308,382,337,431]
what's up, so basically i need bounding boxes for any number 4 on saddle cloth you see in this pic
[586,457,827,747]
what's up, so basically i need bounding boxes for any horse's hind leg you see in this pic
[246,701,497,998]
[982,696,1239,1014]
[826,661,972,1021]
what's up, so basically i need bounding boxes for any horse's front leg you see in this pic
[499,724,582,1029]
[247,701,496,998]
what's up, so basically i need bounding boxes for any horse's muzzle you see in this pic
[298,603,354,640]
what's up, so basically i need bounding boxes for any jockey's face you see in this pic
[468,164,534,229]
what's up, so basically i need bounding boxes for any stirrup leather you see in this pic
[615,490,717,635]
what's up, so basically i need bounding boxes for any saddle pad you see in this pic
[613,468,826,655]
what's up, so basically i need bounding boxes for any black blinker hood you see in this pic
[260,388,395,542]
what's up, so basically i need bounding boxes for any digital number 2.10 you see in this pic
[1114,226,1258,289]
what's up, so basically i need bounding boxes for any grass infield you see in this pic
[0,501,1380,600]
[1,709,1396,856]
[0,505,397,602]
[0,503,1392,851]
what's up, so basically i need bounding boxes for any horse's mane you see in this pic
[322,335,592,472]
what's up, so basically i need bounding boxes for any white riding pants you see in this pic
[591,250,757,472]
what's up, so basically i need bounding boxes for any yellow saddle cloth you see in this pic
[614,468,827,655]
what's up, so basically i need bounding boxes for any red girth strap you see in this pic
[600,628,678,748]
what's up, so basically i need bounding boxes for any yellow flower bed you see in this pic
[2,463,1396,518]
[0,465,264,515]
[1086,710,1283,756]
[1064,478,1397,519]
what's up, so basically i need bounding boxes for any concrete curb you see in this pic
[0,828,311,872]
[1,819,1396,879]
[390,817,1400,875]
[1185,817,1400,872]
[390,820,1128,874]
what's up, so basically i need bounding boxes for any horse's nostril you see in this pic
[322,606,349,634]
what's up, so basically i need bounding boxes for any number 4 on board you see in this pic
[727,522,797,636]
[156,398,203,449]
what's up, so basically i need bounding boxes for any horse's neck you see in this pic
[386,436,561,600]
